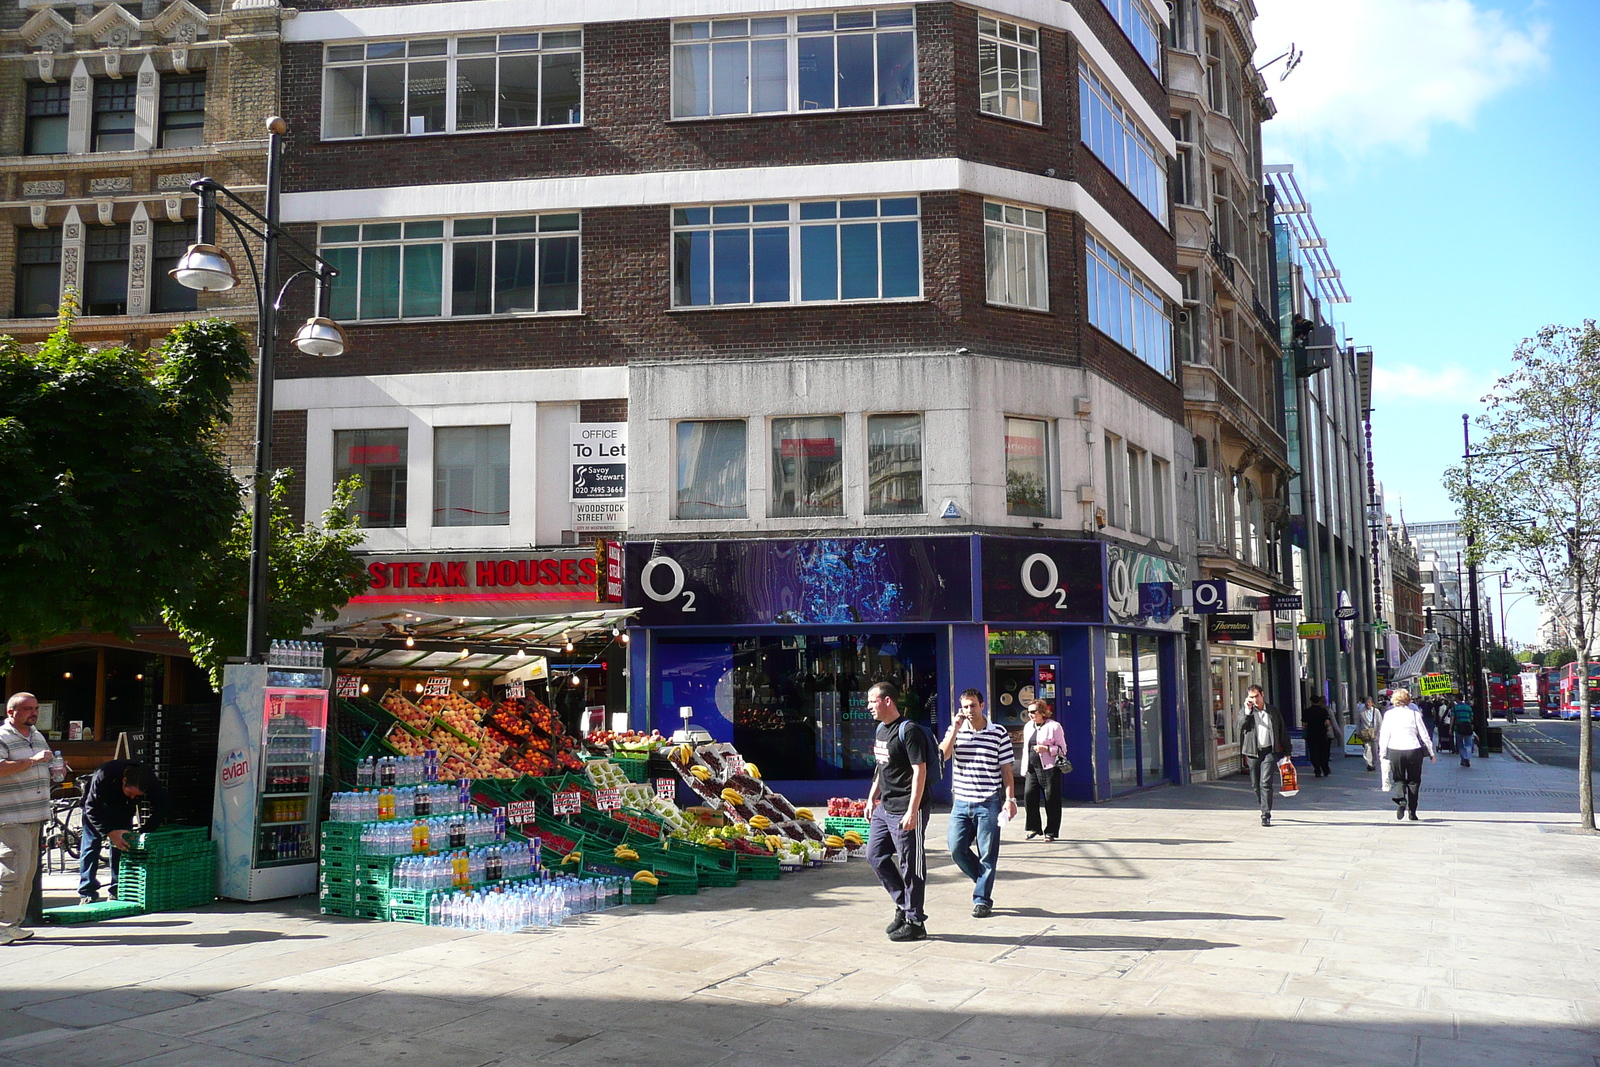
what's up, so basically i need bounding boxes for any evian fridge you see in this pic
[213,663,328,901]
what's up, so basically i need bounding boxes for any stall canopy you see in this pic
[315,608,638,674]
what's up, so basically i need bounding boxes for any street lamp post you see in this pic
[171,116,348,664]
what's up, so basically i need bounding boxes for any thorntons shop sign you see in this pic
[354,550,598,605]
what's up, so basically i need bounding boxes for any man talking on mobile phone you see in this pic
[939,689,1016,918]
[865,681,932,942]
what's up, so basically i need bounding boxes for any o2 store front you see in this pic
[624,535,1190,805]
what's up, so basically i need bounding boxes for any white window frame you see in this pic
[669,8,918,120]
[983,200,1049,311]
[1127,443,1145,535]
[977,15,1041,125]
[320,30,584,141]
[1086,231,1174,377]
[1102,431,1124,529]
[1151,457,1170,542]
[1080,59,1168,221]
[1096,0,1162,77]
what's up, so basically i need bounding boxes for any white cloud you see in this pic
[1369,361,1488,406]
[1254,0,1548,160]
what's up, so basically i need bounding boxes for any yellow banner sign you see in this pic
[1418,673,1453,696]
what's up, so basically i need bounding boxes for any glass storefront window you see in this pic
[1138,634,1162,779]
[1107,629,1163,791]
[987,630,1053,655]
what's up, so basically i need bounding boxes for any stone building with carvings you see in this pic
[0,0,288,765]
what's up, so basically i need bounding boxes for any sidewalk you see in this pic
[0,751,1594,1067]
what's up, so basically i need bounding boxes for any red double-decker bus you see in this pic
[1558,662,1600,719]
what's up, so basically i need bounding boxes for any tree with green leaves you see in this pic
[164,472,369,687]
[1484,644,1521,678]
[0,309,251,659]
[1544,648,1578,669]
[1447,321,1600,830]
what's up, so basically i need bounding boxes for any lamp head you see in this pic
[293,315,347,357]
[170,243,239,292]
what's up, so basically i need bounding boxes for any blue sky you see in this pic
[1252,0,1596,645]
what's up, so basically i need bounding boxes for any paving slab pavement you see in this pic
[0,752,1595,1066]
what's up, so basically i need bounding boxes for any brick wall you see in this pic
[270,409,308,524]
[579,399,628,423]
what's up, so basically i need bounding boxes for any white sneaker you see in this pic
[0,928,34,945]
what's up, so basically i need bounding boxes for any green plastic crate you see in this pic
[607,755,650,782]
[824,816,870,837]
[736,852,782,880]
[318,868,354,893]
[319,899,355,917]
[43,900,144,924]
[352,901,387,921]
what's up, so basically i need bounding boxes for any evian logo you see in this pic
[220,748,251,789]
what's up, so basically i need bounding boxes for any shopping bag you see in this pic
[1380,757,1394,793]
[1276,756,1299,797]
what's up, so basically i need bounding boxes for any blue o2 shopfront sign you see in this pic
[627,535,1110,627]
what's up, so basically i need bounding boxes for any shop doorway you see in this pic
[1209,647,1261,778]
[1106,631,1164,792]
[989,657,1059,728]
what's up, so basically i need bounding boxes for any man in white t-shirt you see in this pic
[939,689,1016,918]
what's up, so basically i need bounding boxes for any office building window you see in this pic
[1127,444,1145,534]
[978,17,1040,123]
[321,214,579,320]
[1103,432,1123,528]
[1005,416,1049,517]
[92,79,137,152]
[159,75,207,148]
[672,198,920,306]
[1152,458,1170,541]
[983,201,1048,310]
[433,425,509,527]
[671,9,915,118]
[151,222,199,314]
[335,428,408,528]
[1087,233,1173,376]
[676,420,747,519]
[1080,62,1167,220]
[84,224,129,315]
[1097,0,1162,77]
[25,83,69,155]
[866,413,923,515]
[15,228,62,318]
[323,31,582,139]
[771,416,843,518]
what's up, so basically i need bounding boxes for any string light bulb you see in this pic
[62,671,71,680]
[405,635,415,648]
[459,647,470,658]
[570,673,582,687]
[360,683,370,695]
[414,682,424,694]
[620,632,630,644]
[515,648,526,659]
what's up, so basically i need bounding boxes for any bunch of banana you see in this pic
[749,814,772,830]
[794,807,815,821]
[561,850,583,865]
[675,744,694,764]
[703,837,728,849]
[689,766,712,781]
[824,835,846,848]
[633,869,659,886]
[744,762,762,779]
[721,787,746,806]
[841,830,864,848]
[764,834,783,850]
[613,845,640,861]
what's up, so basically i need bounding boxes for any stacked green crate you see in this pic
[118,826,216,912]
[318,822,361,916]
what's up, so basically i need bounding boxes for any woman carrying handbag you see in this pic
[1379,688,1436,821]
[1020,700,1067,841]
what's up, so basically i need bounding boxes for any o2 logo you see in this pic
[220,748,251,789]
[1020,552,1072,610]
[640,556,697,612]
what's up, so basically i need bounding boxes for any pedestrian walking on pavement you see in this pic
[1357,696,1382,772]
[1238,685,1289,826]
[864,681,932,943]
[1302,694,1336,777]
[0,693,54,945]
[1020,700,1066,841]
[939,689,1017,919]
[1379,688,1436,821]
[1451,695,1476,767]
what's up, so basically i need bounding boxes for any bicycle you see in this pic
[42,780,84,876]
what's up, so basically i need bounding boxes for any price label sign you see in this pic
[655,778,677,800]
[506,679,526,699]
[595,787,622,811]
[423,676,452,696]
[335,675,360,698]
[552,790,582,815]
[504,799,538,825]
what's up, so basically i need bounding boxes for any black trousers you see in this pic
[1024,768,1061,836]
[1244,754,1276,816]
[1391,748,1425,815]
[1307,735,1332,776]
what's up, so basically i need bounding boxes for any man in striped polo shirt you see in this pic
[940,688,1017,918]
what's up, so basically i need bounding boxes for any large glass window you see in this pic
[1151,458,1170,541]
[25,83,69,156]
[1137,633,1163,780]
[1079,63,1167,220]
[673,198,920,307]
[983,202,1048,310]
[1096,0,1163,77]
[83,224,129,315]
[1005,416,1049,517]
[771,416,843,518]
[92,79,137,152]
[322,32,582,139]
[676,420,747,519]
[1127,444,1145,534]
[321,214,579,320]
[15,228,61,318]
[671,9,916,118]
[1087,233,1173,376]
[433,425,509,527]
[1107,630,1164,791]
[159,75,206,148]
[151,222,199,314]
[978,17,1040,123]
[866,413,922,515]
[336,429,408,528]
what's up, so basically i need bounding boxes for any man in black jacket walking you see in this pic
[1237,685,1289,826]
[79,761,164,904]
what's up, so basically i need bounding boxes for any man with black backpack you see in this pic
[864,680,935,943]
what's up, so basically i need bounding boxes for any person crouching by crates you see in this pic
[79,762,165,905]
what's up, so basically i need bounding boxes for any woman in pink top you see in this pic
[1020,700,1067,840]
